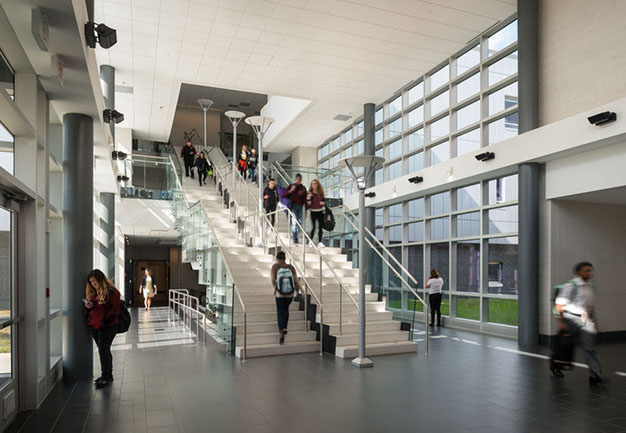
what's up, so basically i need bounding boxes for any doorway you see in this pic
[133,261,169,308]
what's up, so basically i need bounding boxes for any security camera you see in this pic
[587,111,616,126]
[117,175,129,182]
[408,176,423,184]
[111,151,127,161]
[475,152,495,162]
[85,22,117,49]
[364,192,376,198]
[103,109,124,124]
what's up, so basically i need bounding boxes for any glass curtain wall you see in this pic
[317,17,518,197]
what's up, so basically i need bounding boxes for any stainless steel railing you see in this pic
[168,289,207,344]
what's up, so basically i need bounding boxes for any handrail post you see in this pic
[425,303,429,356]
[339,283,343,336]
[243,311,248,361]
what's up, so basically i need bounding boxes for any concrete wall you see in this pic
[169,106,221,148]
[538,0,626,126]
[291,146,317,169]
[540,200,626,336]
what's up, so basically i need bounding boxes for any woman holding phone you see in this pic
[83,269,121,389]
[139,268,157,311]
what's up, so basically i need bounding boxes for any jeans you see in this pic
[92,326,117,380]
[310,210,324,243]
[184,159,194,177]
[290,205,304,243]
[429,292,442,325]
[564,313,602,379]
[275,297,293,331]
[249,168,256,183]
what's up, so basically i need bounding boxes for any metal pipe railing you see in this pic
[168,289,207,344]
[332,206,429,355]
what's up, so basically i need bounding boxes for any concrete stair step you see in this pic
[335,341,418,359]
[334,330,411,346]
[239,330,317,346]
[235,310,305,323]
[327,320,401,335]
[318,311,393,323]
[235,341,319,358]
[235,320,306,335]
[321,301,385,314]
[239,301,301,313]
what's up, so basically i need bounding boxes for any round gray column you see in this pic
[363,103,376,286]
[99,65,115,141]
[62,113,94,382]
[517,0,540,346]
[100,192,116,282]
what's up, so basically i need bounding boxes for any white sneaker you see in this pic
[318,242,325,248]
[308,241,314,248]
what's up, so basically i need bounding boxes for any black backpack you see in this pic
[118,300,131,333]
[322,205,335,231]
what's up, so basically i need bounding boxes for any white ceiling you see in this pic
[117,198,179,241]
[95,0,516,152]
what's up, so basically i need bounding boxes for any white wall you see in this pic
[545,140,626,200]
[539,0,626,126]
[261,95,311,149]
[291,146,317,169]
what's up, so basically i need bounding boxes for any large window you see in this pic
[0,50,15,99]
[0,207,14,387]
[0,122,14,175]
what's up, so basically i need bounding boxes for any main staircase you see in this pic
[169,146,418,359]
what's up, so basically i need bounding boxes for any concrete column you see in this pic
[100,192,116,282]
[99,65,115,142]
[86,0,94,22]
[363,103,376,285]
[517,0,540,346]
[62,114,94,382]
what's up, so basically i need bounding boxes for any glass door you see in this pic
[0,205,16,400]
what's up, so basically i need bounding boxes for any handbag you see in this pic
[322,205,335,231]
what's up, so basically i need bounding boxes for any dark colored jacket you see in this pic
[238,151,250,166]
[248,155,258,170]
[140,276,157,289]
[195,157,209,172]
[84,288,121,330]
[181,145,196,161]
[306,192,325,210]
[282,183,307,206]
[264,186,279,209]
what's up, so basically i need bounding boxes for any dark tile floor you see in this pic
[7,307,626,433]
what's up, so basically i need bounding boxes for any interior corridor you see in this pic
[6,307,626,433]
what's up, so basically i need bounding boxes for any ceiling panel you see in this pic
[95,0,515,151]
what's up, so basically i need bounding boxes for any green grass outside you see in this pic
[489,299,518,326]
[0,328,10,353]
[388,296,518,326]
[456,298,480,321]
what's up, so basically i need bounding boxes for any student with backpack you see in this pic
[551,261,605,387]
[83,269,121,389]
[270,251,302,344]
[306,179,325,247]
[195,151,210,186]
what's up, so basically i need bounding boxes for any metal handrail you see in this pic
[166,152,246,357]
[331,205,429,355]
[233,285,247,360]
[168,289,207,344]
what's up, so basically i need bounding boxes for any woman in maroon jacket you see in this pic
[306,179,326,247]
[83,269,121,389]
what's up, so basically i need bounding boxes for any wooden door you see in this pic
[134,261,169,307]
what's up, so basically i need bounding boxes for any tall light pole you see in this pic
[245,115,274,246]
[225,110,245,188]
[197,99,214,150]
[339,155,385,368]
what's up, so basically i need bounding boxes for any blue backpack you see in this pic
[275,266,295,295]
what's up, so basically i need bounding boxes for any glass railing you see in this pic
[166,150,238,355]
[120,154,179,200]
[270,163,352,200]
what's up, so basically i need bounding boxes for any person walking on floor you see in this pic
[83,269,121,389]
[195,151,210,186]
[181,140,196,178]
[139,268,157,311]
[553,261,605,386]
[306,179,325,247]
[281,173,307,244]
[425,269,444,327]
[271,251,302,344]
[238,145,250,180]
[263,178,279,227]
[248,148,258,184]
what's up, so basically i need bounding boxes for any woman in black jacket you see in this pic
[195,152,210,186]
